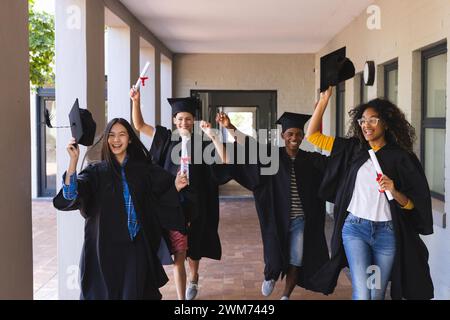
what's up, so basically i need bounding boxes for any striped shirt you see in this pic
[289,157,304,219]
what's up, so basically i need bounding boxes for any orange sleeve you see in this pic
[306,131,335,152]
[401,199,415,210]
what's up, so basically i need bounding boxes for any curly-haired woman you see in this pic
[305,87,434,300]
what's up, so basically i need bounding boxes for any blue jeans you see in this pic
[288,216,305,267]
[342,213,396,300]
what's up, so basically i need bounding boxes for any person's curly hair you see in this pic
[347,98,416,153]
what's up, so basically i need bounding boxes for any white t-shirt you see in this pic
[347,158,392,222]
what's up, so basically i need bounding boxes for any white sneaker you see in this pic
[261,279,276,296]
[186,281,199,300]
[280,296,289,300]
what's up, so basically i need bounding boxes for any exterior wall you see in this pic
[314,0,450,299]
[174,54,316,116]
[0,0,33,299]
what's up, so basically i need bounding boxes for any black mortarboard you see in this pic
[276,112,311,132]
[167,97,200,117]
[320,47,355,92]
[69,99,96,146]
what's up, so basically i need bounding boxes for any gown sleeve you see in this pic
[149,125,171,165]
[53,164,97,218]
[318,137,359,203]
[146,163,185,232]
[228,138,262,192]
[395,152,433,235]
[303,150,329,174]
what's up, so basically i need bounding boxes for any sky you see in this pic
[34,0,55,14]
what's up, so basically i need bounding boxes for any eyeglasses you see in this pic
[357,117,380,126]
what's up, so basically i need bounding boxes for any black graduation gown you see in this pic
[311,137,434,300]
[230,146,330,293]
[53,158,182,300]
[149,125,231,260]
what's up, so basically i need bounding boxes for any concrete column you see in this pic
[160,54,173,128]
[55,0,105,299]
[139,46,156,148]
[86,0,106,133]
[30,92,38,199]
[107,25,137,121]
[445,37,450,230]
[130,28,140,127]
[0,0,33,299]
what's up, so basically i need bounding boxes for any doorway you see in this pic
[36,88,56,197]
[191,90,277,198]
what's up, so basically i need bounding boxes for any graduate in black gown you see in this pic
[216,111,330,299]
[131,88,230,300]
[53,118,188,300]
[306,87,434,300]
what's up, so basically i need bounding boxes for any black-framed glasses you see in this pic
[357,117,380,126]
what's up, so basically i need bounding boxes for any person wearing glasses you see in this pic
[305,87,434,300]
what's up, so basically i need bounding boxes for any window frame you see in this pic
[421,43,447,200]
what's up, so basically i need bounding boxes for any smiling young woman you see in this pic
[54,118,188,300]
[305,87,434,300]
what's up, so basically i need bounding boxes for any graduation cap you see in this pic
[44,98,96,146]
[69,99,96,146]
[320,47,355,92]
[167,97,200,117]
[276,112,311,133]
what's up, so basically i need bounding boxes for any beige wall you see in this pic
[0,0,33,299]
[174,54,316,116]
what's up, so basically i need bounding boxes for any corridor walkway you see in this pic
[32,198,352,300]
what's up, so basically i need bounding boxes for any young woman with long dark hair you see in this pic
[53,118,188,300]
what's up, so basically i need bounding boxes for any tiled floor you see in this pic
[32,198,352,300]
[32,199,58,300]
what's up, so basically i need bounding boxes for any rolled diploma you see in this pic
[368,149,394,200]
[135,61,150,90]
[181,136,190,184]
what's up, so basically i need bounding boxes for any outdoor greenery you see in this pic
[29,0,55,89]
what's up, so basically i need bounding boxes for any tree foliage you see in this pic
[29,0,55,88]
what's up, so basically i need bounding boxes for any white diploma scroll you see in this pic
[368,149,394,201]
[135,61,150,90]
[180,136,190,184]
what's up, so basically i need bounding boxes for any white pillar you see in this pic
[0,0,33,299]
[30,92,38,198]
[445,37,450,231]
[160,54,173,128]
[139,46,156,148]
[106,26,134,121]
[55,0,105,299]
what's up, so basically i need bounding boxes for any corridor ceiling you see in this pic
[120,0,375,53]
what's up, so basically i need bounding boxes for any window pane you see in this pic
[424,128,445,196]
[387,69,398,105]
[426,53,447,118]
